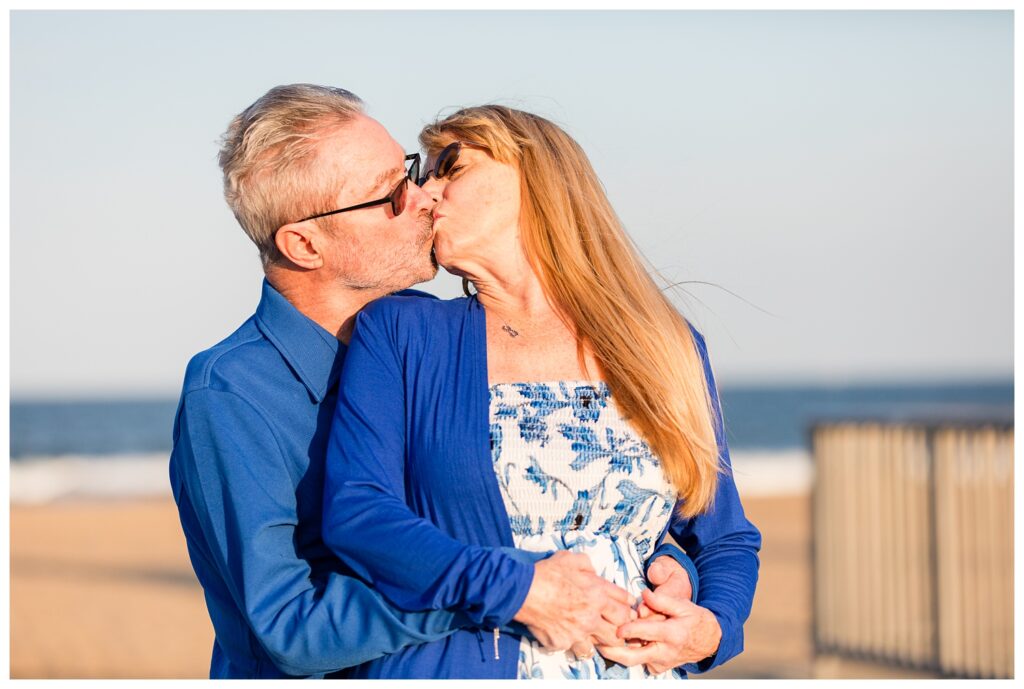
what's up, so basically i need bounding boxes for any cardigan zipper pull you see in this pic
[493,627,501,660]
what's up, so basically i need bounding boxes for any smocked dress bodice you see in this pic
[489,381,681,680]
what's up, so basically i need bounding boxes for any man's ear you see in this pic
[274,221,325,270]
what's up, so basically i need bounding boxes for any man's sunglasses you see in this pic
[417,141,487,186]
[296,153,422,223]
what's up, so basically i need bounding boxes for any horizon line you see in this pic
[9,374,1014,403]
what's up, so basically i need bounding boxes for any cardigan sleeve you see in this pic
[667,325,762,675]
[322,304,534,630]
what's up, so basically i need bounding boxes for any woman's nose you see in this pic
[419,175,444,202]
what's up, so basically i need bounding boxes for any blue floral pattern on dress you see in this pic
[489,381,681,680]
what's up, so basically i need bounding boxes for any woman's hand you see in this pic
[637,554,693,616]
[596,588,722,674]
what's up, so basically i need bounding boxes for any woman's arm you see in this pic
[321,302,533,630]
[600,325,762,674]
[665,325,763,673]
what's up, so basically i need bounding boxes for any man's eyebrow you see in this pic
[369,166,404,194]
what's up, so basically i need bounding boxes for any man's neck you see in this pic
[266,269,389,345]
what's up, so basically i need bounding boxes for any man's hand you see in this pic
[595,588,722,675]
[513,551,636,655]
[637,555,692,617]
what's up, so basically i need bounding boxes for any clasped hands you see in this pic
[513,551,721,675]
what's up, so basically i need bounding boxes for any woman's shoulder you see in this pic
[355,292,477,346]
[685,319,707,349]
[361,292,475,321]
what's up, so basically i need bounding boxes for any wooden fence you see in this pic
[810,416,1013,678]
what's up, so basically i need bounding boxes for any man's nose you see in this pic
[408,178,438,211]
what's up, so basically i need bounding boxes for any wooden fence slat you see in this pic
[810,421,1013,678]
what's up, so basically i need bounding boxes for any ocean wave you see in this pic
[9,449,812,505]
[9,454,173,504]
[729,449,812,497]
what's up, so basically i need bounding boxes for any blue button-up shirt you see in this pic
[168,280,480,678]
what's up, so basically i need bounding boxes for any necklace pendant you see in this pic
[502,324,519,338]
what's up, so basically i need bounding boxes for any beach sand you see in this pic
[10,494,811,679]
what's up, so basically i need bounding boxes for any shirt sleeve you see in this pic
[668,326,763,675]
[321,306,534,630]
[174,386,475,677]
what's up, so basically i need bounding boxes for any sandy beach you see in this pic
[10,494,811,679]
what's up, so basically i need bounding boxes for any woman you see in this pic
[322,106,760,679]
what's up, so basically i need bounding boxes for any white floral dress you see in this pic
[489,381,682,680]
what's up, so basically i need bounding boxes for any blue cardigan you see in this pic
[322,295,762,679]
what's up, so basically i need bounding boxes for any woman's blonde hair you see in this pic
[420,105,723,518]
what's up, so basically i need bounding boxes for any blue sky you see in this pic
[9,10,1013,396]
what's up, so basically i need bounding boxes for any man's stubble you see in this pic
[335,210,438,293]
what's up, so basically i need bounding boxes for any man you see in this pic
[169,84,730,679]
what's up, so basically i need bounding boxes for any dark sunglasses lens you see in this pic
[436,142,462,178]
[407,156,420,183]
[391,177,408,216]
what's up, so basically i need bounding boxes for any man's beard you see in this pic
[413,211,439,279]
[383,212,438,290]
[337,212,437,292]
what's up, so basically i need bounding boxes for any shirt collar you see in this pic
[254,278,346,403]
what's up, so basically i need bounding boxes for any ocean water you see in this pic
[8,382,1013,502]
[11,399,179,459]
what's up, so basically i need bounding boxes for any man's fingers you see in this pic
[601,598,635,627]
[645,662,672,676]
[617,617,672,643]
[595,642,660,667]
[564,551,596,572]
[591,609,634,647]
[570,640,596,661]
[593,576,633,606]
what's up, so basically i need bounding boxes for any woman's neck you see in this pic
[455,247,558,325]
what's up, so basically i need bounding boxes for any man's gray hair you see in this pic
[218,84,365,266]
